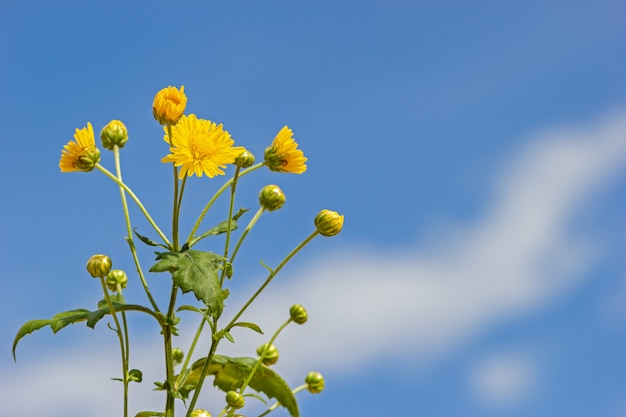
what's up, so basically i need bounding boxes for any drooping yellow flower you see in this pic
[153,85,187,125]
[162,114,244,179]
[59,122,101,172]
[264,126,307,174]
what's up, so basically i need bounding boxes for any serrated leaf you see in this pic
[150,250,224,317]
[231,321,263,334]
[184,355,299,417]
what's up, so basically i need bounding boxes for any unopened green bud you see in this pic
[290,304,308,325]
[234,148,255,168]
[256,343,279,365]
[172,347,184,365]
[86,254,112,278]
[75,146,101,172]
[259,184,286,212]
[305,371,325,394]
[105,269,128,292]
[100,120,128,150]
[189,410,212,417]
[128,368,143,382]
[225,390,245,409]
[314,209,344,237]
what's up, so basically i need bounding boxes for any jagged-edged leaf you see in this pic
[183,355,298,417]
[150,250,224,317]
[231,321,263,334]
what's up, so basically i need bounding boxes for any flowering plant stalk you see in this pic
[13,86,344,417]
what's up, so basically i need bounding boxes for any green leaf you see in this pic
[13,319,51,360]
[186,209,249,249]
[150,250,224,317]
[133,228,165,248]
[13,304,158,359]
[231,321,263,334]
[49,309,91,332]
[135,412,165,417]
[184,355,299,417]
[224,331,235,343]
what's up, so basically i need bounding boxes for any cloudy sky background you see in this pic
[2,2,626,416]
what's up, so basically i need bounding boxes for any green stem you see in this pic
[98,277,128,417]
[226,231,319,332]
[230,207,264,264]
[219,166,241,284]
[95,163,171,248]
[185,321,219,416]
[113,146,160,312]
[176,317,207,387]
[163,279,179,417]
[257,385,308,417]
[240,318,292,393]
[186,162,264,245]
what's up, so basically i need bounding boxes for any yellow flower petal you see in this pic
[153,85,187,125]
[59,122,101,172]
[264,126,307,174]
[161,114,243,179]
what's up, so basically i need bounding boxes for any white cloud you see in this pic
[4,110,626,416]
[467,351,538,408]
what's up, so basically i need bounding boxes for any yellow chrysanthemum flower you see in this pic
[264,126,307,174]
[153,85,187,125]
[162,114,244,179]
[59,122,101,172]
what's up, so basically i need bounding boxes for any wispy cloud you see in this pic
[4,110,626,416]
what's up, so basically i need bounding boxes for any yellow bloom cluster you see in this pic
[59,86,309,181]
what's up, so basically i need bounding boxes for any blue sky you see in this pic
[2,2,626,416]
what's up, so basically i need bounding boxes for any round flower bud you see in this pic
[225,390,245,409]
[153,85,187,125]
[289,304,308,325]
[100,120,128,150]
[190,410,212,417]
[172,347,184,365]
[86,254,112,278]
[314,209,344,237]
[256,343,279,366]
[305,371,325,394]
[128,368,143,382]
[259,184,286,212]
[105,269,128,292]
[75,146,101,172]
[234,148,255,168]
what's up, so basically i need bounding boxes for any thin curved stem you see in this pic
[186,162,264,245]
[225,230,319,333]
[95,163,171,248]
[240,318,292,393]
[185,320,219,416]
[257,385,308,417]
[113,146,160,312]
[98,277,128,417]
